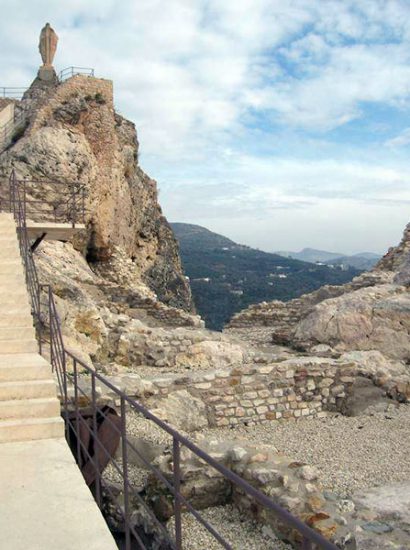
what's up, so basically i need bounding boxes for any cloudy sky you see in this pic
[1,0,410,254]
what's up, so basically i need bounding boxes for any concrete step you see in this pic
[0,294,29,306]
[0,245,21,255]
[0,304,31,316]
[0,339,38,354]
[0,327,36,341]
[0,273,25,284]
[0,397,60,420]
[0,233,19,240]
[0,234,20,241]
[0,380,56,400]
[0,263,24,275]
[0,354,52,382]
[0,252,22,262]
[0,416,64,443]
[0,306,32,318]
[0,315,33,328]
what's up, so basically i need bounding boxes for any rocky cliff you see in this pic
[0,74,192,311]
[227,223,410,362]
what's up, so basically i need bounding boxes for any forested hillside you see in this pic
[172,223,361,330]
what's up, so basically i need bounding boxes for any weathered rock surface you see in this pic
[293,284,410,360]
[149,390,208,432]
[227,224,410,364]
[0,74,192,311]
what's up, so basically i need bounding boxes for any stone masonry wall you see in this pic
[99,358,357,428]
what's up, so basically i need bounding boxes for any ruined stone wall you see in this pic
[101,358,357,428]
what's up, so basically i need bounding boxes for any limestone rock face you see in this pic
[0,74,192,311]
[150,390,208,432]
[227,223,410,362]
[294,284,410,360]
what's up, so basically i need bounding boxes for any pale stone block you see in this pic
[195,382,212,390]
[258,366,274,374]
[243,391,258,399]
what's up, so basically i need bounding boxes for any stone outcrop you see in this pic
[227,224,410,363]
[0,74,192,311]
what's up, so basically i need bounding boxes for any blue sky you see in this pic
[1,0,410,254]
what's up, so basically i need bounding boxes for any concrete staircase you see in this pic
[0,212,63,443]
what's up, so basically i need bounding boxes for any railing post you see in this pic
[173,437,182,550]
[48,287,54,369]
[71,186,76,228]
[91,372,101,508]
[120,397,131,550]
[73,359,82,467]
[81,187,85,224]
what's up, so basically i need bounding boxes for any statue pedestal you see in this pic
[38,66,57,82]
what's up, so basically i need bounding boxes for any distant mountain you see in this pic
[171,223,362,330]
[276,248,381,270]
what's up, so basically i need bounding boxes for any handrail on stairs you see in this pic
[4,168,339,550]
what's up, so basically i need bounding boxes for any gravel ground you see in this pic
[126,411,176,446]
[201,404,410,498]
[167,504,291,550]
[104,412,175,488]
[103,460,149,489]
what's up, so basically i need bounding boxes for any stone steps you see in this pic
[0,314,32,328]
[0,380,56,400]
[0,397,60,420]
[0,327,35,341]
[0,417,64,443]
[0,212,63,442]
[0,339,38,354]
[0,354,52,381]
[0,272,25,284]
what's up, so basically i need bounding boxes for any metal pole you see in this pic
[302,537,313,550]
[74,359,81,467]
[173,437,182,550]
[71,186,76,228]
[91,372,101,508]
[121,397,131,550]
[62,334,69,440]
[49,288,54,369]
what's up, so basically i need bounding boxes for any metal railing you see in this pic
[5,168,338,550]
[4,172,86,227]
[8,170,42,348]
[59,66,95,82]
[0,105,29,152]
[0,87,26,99]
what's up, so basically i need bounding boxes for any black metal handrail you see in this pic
[9,170,42,349]
[4,174,86,227]
[59,67,95,82]
[6,168,338,550]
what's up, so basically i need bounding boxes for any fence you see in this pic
[0,87,26,99]
[5,172,86,227]
[5,168,338,550]
[59,66,95,82]
[0,105,29,152]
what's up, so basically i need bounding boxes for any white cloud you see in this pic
[385,127,410,148]
[1,0,410,252]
